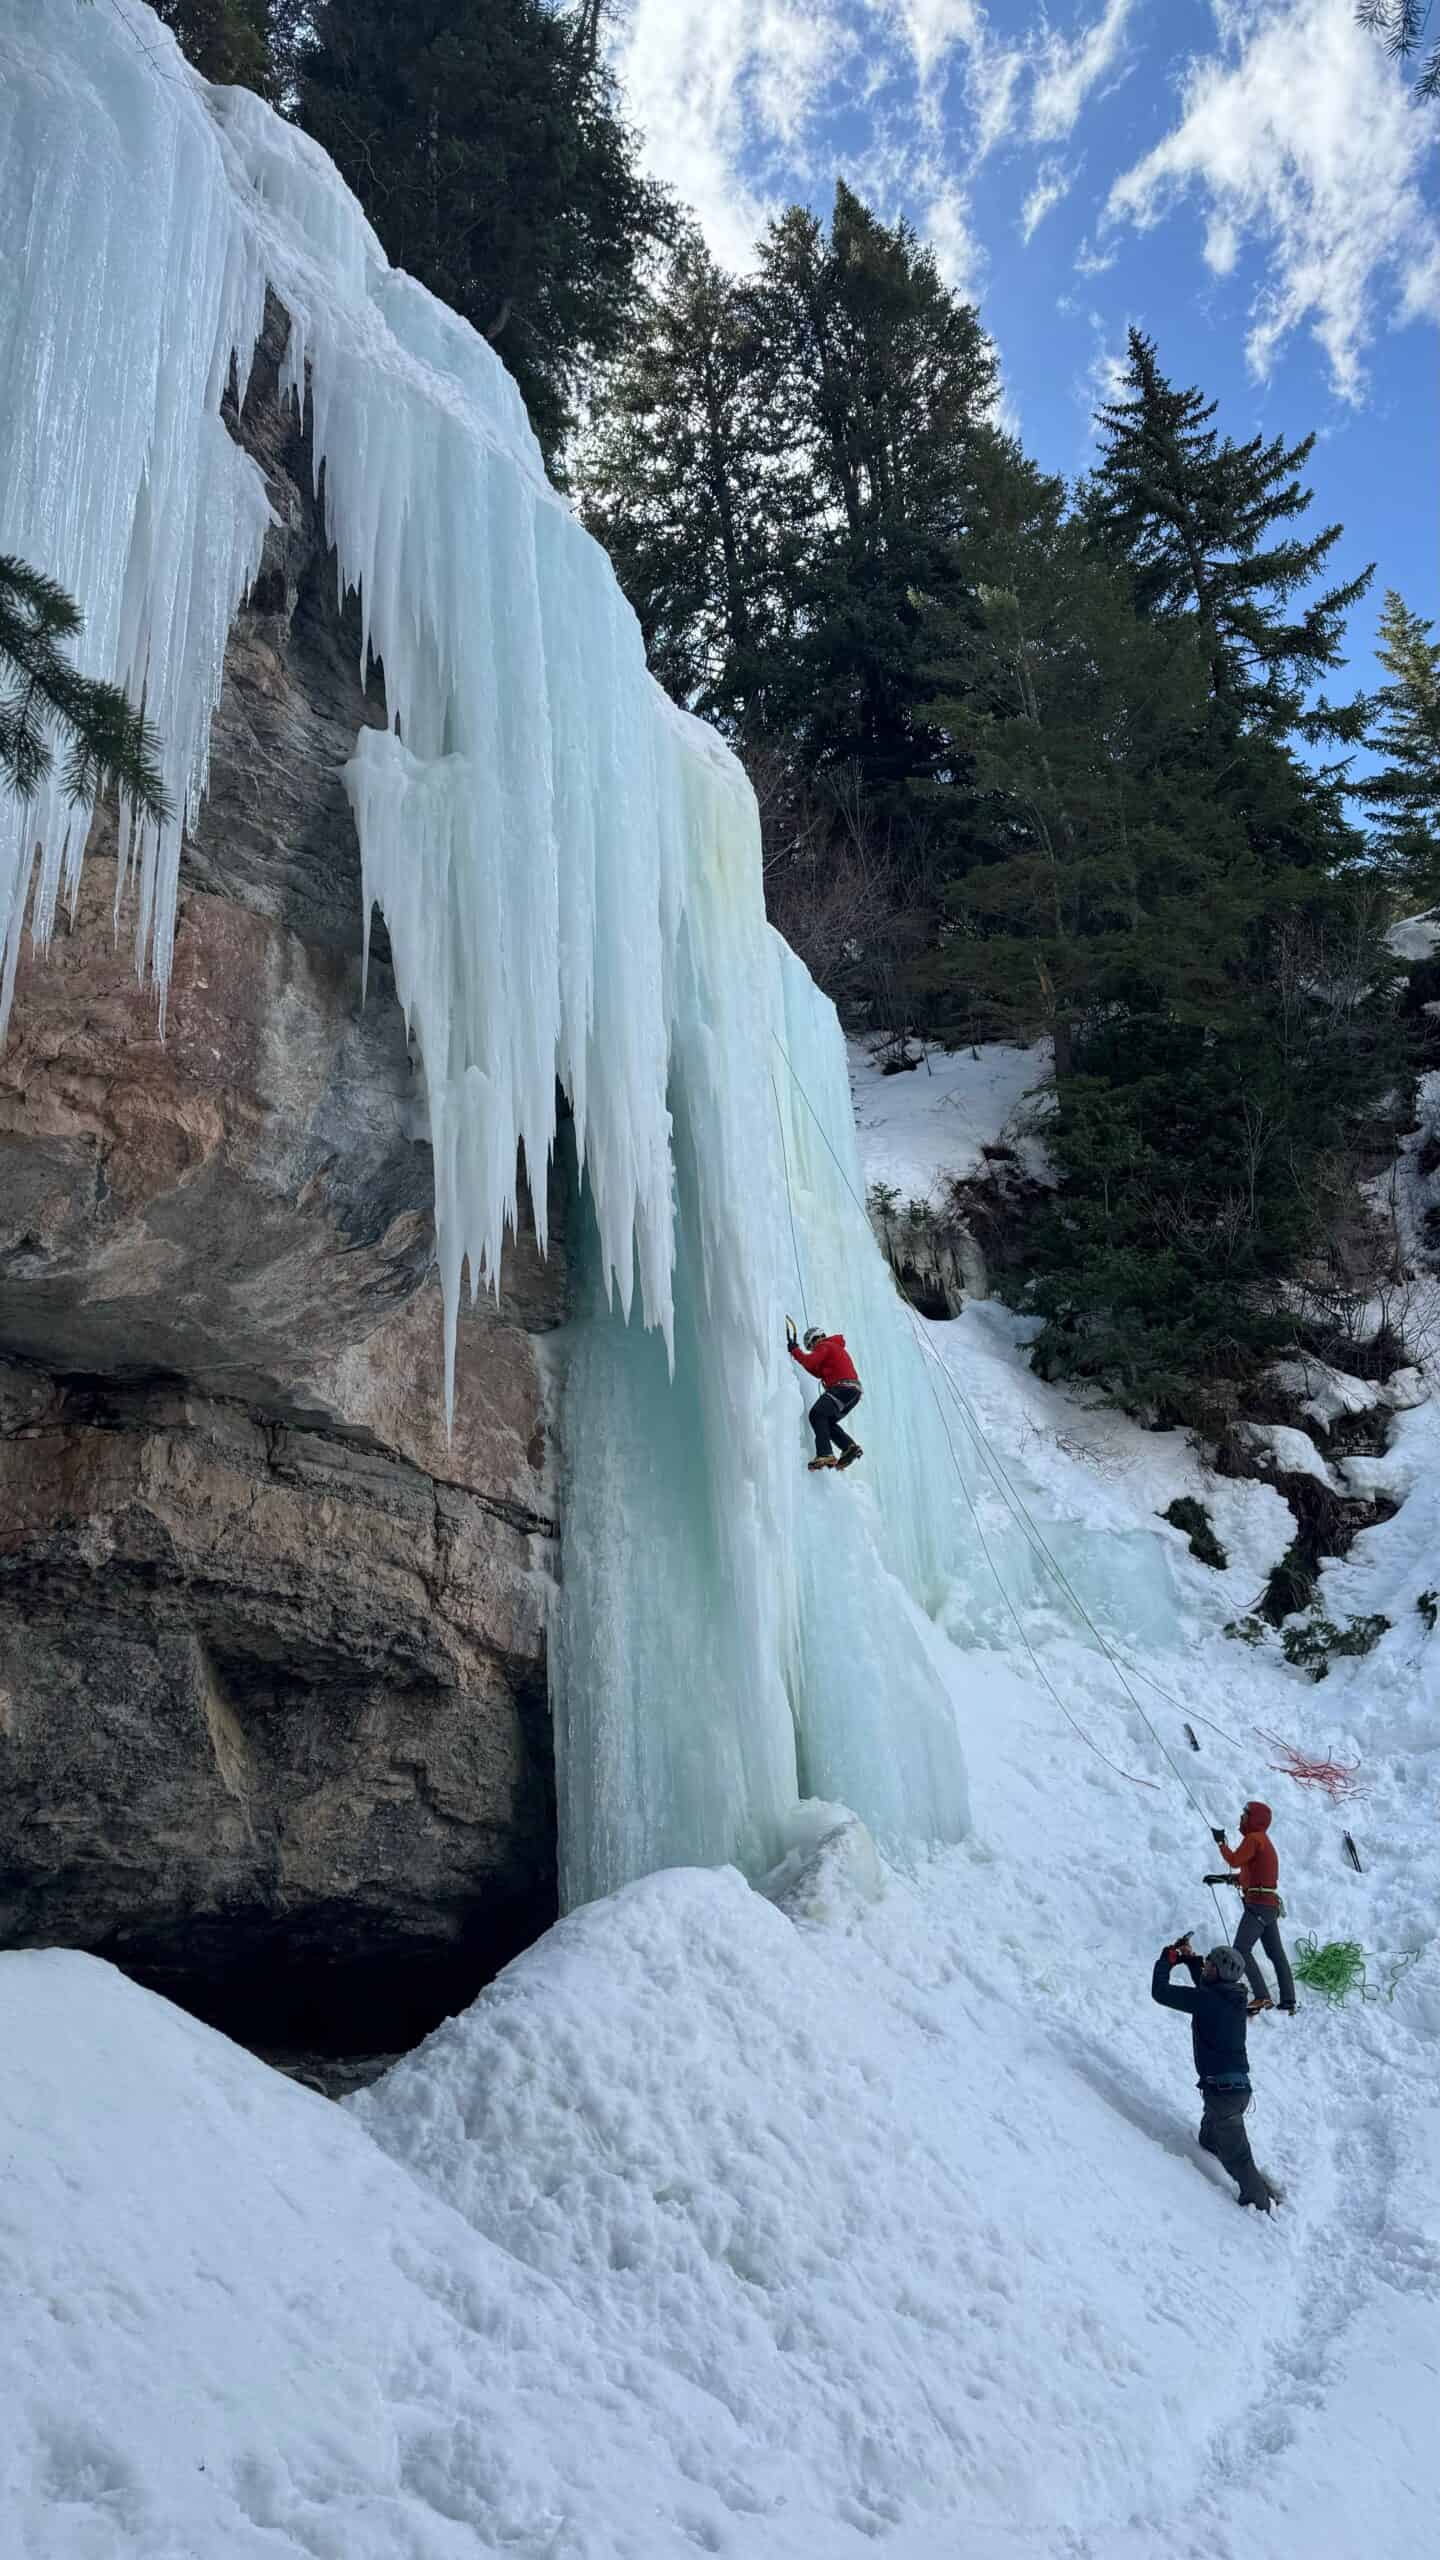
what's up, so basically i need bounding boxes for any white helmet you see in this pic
[803,1328,824,1349]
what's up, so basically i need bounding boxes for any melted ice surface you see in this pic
[0,0,972,1894]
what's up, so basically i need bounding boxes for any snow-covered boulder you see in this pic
[1265,1359,1382,1432]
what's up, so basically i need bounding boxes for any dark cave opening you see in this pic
[96,1883,558,2089]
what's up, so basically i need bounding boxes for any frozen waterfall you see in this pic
[0,0,972,1902]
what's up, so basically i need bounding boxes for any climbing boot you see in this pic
[808,1456,838,1472]
[835,1445,864,1471]
[1247,1993,1274,2018]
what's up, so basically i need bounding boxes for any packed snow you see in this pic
[849,1038,1053,1206]
[5,1542,1438,2558]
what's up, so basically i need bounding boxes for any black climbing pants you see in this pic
[1234,1903,1295,2009]
[1198,2085,1270,2206]
[810,1381,862,1460]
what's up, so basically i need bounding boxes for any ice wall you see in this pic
[0,0,970,1902]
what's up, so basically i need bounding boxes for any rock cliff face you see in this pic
[0,310,563,2060]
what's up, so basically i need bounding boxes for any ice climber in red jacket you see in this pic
[787,1323,864,1472]
[1213,1800,1297,2017]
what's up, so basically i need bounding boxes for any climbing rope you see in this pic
[903,1287,1163,1794]
[770,1069,810,1335]
[1292,1934,1419,2006]
[769,1028,1233,1922]
[1258,1733,1368,1802]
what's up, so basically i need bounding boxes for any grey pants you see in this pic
[1198,2085,1270,2206]
[1234,1903,1295,2008]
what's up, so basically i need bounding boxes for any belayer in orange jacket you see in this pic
[787,1324,863,1473]
[1213,1800,1297,2016]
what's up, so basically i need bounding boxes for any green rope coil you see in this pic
[1292,1933,1419,2006]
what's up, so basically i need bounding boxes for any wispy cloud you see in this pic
[918,168,984,300]
[1074,310,1131,437]
[1020,159,1074,243]
[1104,0,1440,399]
[847,120,986,301]
[877,0,986,90]
[873,0,1025,153]
[1029,0,1140,144]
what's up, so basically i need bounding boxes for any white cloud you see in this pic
[612,0,854,269]
[968,38,1025,157]
[920,169,984,300]
[845,122,986,300]
[879,0,985,89]
[877,2,1135,158]
[1030,0,1140,144]
[1074,310,1131,430]
[861,2,1024,157]
[1104,0,1440,400]
[1020,159,1074,243]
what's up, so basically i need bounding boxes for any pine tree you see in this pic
[580,182,998,1012]
[296,0,671,465]
[921,443,1225,1071]
[753,183,997,789]
[149,0,294,95]
[1361,590,1440,902]
[917,428,1405,1425]
[579,232,795,723]
[1086,329,1372,744]
[1356,2,1440,101]
[0,556,167,821]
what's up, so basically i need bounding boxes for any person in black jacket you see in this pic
[1152,1938,1275,2210]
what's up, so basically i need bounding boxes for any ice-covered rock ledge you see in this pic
[1,0,972,1904]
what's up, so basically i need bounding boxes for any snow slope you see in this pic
[5,1608,1437,2560]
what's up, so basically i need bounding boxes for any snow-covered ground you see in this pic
[6,1044,1438,2560]
[849,1038,1053,1205]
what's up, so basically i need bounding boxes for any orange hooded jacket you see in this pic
[1220,1801,1280,1904]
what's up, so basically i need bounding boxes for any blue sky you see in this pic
[613,0,1439,720]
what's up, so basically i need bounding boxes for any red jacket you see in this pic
[1220,1802,1280,1903]
[789,1332,859,1390]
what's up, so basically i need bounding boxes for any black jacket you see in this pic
[1151,1953,1250,2088]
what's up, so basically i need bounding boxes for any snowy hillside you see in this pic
[4,1641,1437,2556]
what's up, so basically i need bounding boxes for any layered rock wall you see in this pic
[0,311,563,2056]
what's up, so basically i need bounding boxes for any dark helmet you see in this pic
[1205,1946,1247,1986]
[802,1327,824,1349]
